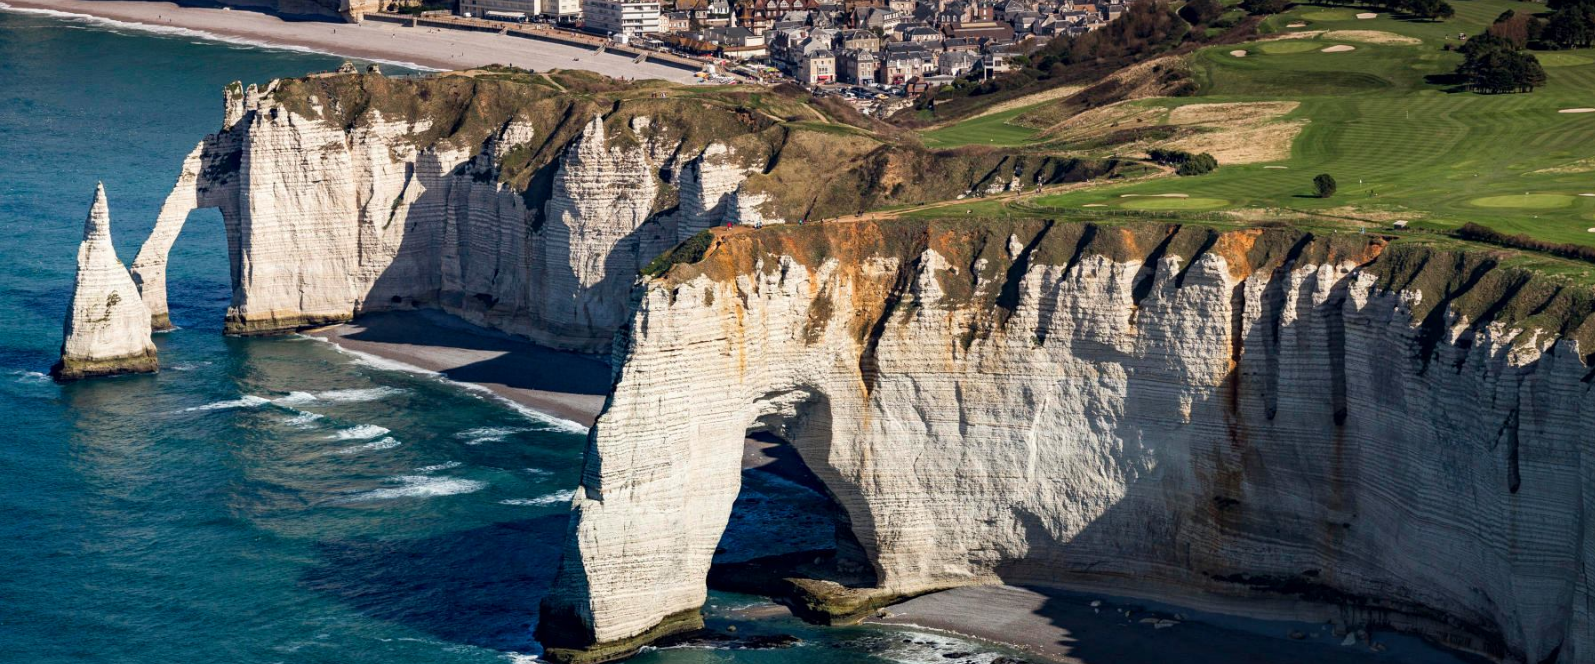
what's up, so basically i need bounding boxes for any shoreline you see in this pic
[0,0,698,80]
[305,310,608,430]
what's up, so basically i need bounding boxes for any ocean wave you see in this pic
[10,370,50,383]
[182,395,272,411]
[454,426,531,445]
[500,490,574,507]
[333,436,401,454]
[313,387,406,403]
[415,461,463,473]
[522,467,554,477]
[327,424,390,440]
[282,411,325,427]
[338,475,486,502]
[0,2,441,71]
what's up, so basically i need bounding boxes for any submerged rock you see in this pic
[53,184,157,381]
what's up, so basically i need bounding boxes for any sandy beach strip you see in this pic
[307,310,609,428]
[0,0,699,81]
[869,585,1477,664]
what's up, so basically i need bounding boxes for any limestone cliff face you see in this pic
[54,184,158,381]
[541,220,1595,663]
[132,72,1113,351]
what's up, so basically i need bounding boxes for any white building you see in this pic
[544,0,582,19]
[584,0,662,36]
[460,0,541,19]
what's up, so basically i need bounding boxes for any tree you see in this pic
[1544,6,1595,49]
[1488,11,1531,48]
[1240,0,1289,14]
[1456,33,1549,93]
[1177,152,1218,176]
[1314,174,1337,198]
[1401,0,1453,21]
[1179,0,1224,25]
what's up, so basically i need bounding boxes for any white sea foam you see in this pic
[338,475,486,503]
[504,654,544,664]
[0,2,441,71]
[334,436,402,454]
[500,490,574,507]
[522,467,554,477]
[415,461,464,473]
[314,387,406,403]
[455,426,532,445]
[327,424,391,440]
[282,411,325,427]
[183,395,272,412]
[10,370,50,383]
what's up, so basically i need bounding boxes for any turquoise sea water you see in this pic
[0,8,1480,664]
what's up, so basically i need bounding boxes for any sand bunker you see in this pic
[1286,22,1307,27]
[1082,204,1108,207]
[1588,228,1595,233]
[1560,108,1595,114]
[1356,12,1378,19]
[1580,193,1595,197]
[1322,45,1357,53]
[1121,193,1190,198]
[1322,30,1422,45]
[1264,165,1290,169]
[1230,50,1248,57]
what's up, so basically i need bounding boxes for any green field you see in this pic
[919,0,1595,246]
[919,102,1045,148]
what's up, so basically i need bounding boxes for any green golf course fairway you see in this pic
[1470,194,1577,209]
[1120,196,1232,210]
[915,0,1595,247]
[1256,40,1324,54]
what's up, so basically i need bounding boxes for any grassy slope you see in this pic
[919,102,1047,148]
[916,0,1595,246]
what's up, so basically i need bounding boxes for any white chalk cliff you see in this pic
[540,221,1595,664]
[54,184,158,381]
[127,72,1083,351]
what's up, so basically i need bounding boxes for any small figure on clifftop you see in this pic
[52,184,158,382]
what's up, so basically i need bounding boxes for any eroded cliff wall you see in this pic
[131,71,1116,351]
[541,220,1595,663]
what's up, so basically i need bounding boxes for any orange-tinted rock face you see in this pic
[545,219,1595,664]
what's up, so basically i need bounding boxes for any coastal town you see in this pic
[373,0,1122,111]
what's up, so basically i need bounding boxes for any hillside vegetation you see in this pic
[911,0,1595,256]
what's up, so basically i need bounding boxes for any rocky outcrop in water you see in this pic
[538,220,1595,664]
[53,184,158,381]
[128,72,1114,351]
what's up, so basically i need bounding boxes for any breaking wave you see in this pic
[415,461,463,473]
[327,424,390,440]
[333,437,401,454]
[182,395,272,412]
[500,490,574,507]
[337,475,486,503]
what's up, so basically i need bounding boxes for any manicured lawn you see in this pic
[919,103,1045,148]
[916,0,1595,246]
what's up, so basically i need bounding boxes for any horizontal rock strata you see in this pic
[54,184,158,381]
[541,220,1595,664]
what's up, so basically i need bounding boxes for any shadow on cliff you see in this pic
[299,514,567,652]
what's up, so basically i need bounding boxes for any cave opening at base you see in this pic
[705,429,879,623]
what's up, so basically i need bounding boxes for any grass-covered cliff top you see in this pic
[257,68,1133,224]
[657,216,1595,363]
